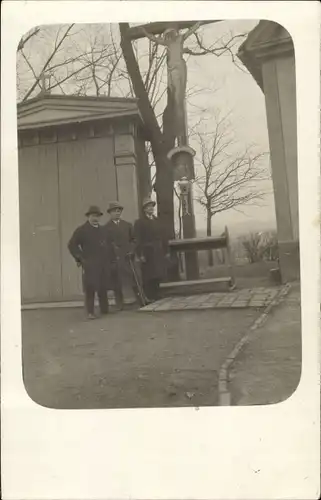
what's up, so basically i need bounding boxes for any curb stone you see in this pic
[218,283,292,406]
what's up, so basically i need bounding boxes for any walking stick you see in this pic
[128,256,148,307]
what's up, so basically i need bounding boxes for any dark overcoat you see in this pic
[104,219,136,289]
[68,221,112,290]
[133,215,168,281]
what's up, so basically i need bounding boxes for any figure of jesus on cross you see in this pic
[141,22,202,147]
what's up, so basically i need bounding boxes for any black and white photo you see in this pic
[1,2,319,499]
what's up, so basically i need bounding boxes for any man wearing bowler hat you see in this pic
[104,201,136,310]
[68,205,111,319]
[134,197,170,302]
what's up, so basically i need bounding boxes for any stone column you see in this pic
[113,130,139,223]
[261,51,300,282]
[238,22,300,283]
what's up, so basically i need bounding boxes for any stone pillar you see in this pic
[114,131,139,223]
[261,52,300,282]
[238,22,300,283]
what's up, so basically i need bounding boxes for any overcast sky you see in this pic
[184,20,276,234]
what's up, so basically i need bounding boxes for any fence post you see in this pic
[224,226,235,287]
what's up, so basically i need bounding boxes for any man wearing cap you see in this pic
[68,205,111,319]
[134,197,169,302]
[104,201,136,310]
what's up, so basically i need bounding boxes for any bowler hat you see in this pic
[85,205,103,217]
[142,197,156,209]
[107,201,124,213]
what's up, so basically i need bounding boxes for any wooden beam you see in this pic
[124,20,222,41]
[168,235,228,252]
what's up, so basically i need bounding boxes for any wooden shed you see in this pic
[17,94,150,304]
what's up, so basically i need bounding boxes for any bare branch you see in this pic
[22,24,75,101]
[20,49,42,91]
[194,112,269,223]
[17,27,40,52]
[184,30,248,72]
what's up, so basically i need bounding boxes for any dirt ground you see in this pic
[22,306,260,409]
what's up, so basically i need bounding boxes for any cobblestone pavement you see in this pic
[229,284,301,405]
[22,307,260,409]
[140,287,281,312]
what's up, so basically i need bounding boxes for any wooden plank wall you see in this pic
[58,136,117,299]
[18,119,141,302]
[19,144,62,302]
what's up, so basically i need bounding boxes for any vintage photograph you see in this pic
[17,19,301,409]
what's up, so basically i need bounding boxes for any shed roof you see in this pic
[237,20,294,92]
[17,94,143,131]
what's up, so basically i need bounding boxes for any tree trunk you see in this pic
[206,210,214,267]
[119,24,179,280]
[119,23,175,237]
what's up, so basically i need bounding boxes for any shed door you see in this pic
[19,144,62,302]
[58,137,117,299]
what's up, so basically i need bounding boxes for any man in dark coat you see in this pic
[134,197,169,302]
[68,205,111,319]
[104,201,136,310]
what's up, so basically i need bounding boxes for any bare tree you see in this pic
[17,23,170,104]
[17,24,129,101]
[259,230,279,262]
[69,26,123,97]
[18,24,76,101]
[241,232,264,263]
[194,112,269,266]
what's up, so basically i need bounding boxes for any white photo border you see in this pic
[1,1,320,498]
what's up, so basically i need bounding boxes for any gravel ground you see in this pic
[22,306,260,409]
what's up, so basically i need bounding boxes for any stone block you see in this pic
[278,240,300,282]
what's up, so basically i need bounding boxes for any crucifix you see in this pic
[141,22,201,147]
[126,21,220,279]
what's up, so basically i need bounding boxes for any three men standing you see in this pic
[68,198,169,318]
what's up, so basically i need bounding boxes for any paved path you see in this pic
[140,287,281,312]
[228,284,301,405]
[22,307,259,409]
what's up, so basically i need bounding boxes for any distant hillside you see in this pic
[197,219,276,240]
